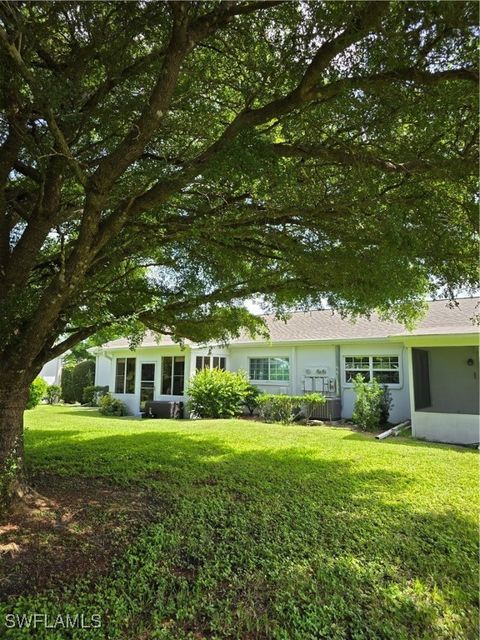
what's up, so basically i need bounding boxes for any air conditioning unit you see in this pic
[310,397,342,421]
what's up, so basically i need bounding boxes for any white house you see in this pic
[93,298,479,445]
[39,356,63,386]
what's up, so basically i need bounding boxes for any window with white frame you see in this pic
[115,357,136,394]
[249,357,289,381]
[161,356,185,395]
[195,355,226,371]
[344,355,400,385]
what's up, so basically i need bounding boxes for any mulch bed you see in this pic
[0,474,162,599]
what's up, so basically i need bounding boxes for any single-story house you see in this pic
[93,298,479,445]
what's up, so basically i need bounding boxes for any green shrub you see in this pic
[61,360,96,403]
[71,360,95,403]
[187,368,250,418]
[46,384,61,405]
[257,394,301,424]
[243,381,262,415]
[302,393,327,421]
[352,374,392,431]
[83,385,107,406]
[257,393,327,424]
[99,393,128,416]
[379,384,393,426]
[61,364,76,403]
[26,377,48,409]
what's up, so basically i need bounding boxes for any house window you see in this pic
[195,355,226,371]
[162,356,185,395]
[249,357,289,381]
[115,357,136,393]
[344,355,400,385]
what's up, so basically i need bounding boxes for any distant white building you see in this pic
[92,298,479,446]
[39,356,63,386]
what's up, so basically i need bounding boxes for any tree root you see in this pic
[1,480,56,518]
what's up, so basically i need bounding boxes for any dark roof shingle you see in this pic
[102,298,479,349]
[232,298,479,344]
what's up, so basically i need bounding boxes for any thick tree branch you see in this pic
[314,67,479,101]
[271,143,477,177]
[0,26,87,185]
[44,325,108,362]
[12,161,41,182]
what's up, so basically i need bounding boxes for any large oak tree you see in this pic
[0,1,478,501]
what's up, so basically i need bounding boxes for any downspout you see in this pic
[376,420,411,440]
[335,344,341,404]
[291,346,297,395]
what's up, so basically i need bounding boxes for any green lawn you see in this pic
[1,405,478,639]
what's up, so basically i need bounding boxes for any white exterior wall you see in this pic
[229,341,410,423]
[188,345,230,382]
[95,347,191,416]
[407,344,480,445]
[340,342,410,422]
[411,411,479,445]
[95,353,112,388]
[229,343,338,395]
[95,337,478,436]
[228,345,293,394]
[39,357,63,385]
[294,345,337,395]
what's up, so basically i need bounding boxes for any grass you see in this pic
[0,405,478,639]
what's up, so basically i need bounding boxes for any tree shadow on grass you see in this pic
[39,407,140,420]
[1,428,478,639]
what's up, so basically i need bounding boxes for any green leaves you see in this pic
[257,393,326,424]
[187,368,251,419]
[0,0,478,376]
[26,377,48,410]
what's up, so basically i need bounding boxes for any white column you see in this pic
[406,346,416,435]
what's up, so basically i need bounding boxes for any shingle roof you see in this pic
[101,332,180,349]
[101,298,479,349]
[232,298,479,344]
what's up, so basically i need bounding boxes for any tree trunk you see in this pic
[0,384,29,510]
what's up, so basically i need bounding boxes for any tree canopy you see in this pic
[0,0,478,386]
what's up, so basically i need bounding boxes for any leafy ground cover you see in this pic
[0,405,478,639]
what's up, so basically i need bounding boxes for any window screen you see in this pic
[115,357,136,394]
[196,356,226,371]
[249,357,289,381]
[162,356,185,395]
[345,355,400,385]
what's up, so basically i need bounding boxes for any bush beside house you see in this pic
[257,394,325,424]
[61,360,95,403]
[99,393,128,416]
[83,385,108,406]
[243,382,262,415]
[72,360,95,403]
[188,368,251,419]
[60,365,75,403]
[352,374,393,431]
